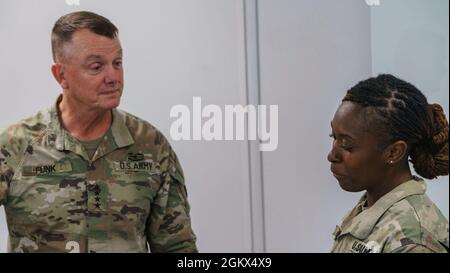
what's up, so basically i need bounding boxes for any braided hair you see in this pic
[343,74,449,179]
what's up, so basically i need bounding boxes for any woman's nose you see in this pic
[327,143,340,163]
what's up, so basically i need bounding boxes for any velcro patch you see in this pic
[22,161,73,176]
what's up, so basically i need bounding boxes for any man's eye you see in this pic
[329,133,336,139]
[90,64,103,71]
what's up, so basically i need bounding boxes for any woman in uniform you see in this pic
[328,74,449,253]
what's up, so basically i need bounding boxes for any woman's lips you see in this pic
[330,166,346,179]
[332,172,346,180]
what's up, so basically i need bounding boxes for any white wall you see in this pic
[258,0,372,252]
[371,0,449,219]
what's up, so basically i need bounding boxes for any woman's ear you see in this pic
[384,140,408,165]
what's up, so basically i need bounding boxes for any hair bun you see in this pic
[411,103,449,179]
[430,104,449,145]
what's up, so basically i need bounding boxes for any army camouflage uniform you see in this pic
[0,96,197,253]
[332,177,449,253]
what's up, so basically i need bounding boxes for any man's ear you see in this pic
[51,63,68,89]
[384,140,408,165]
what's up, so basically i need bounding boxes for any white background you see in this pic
[0,0,448,252]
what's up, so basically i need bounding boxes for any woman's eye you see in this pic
[340,142,354,151]
[329,133,354,151]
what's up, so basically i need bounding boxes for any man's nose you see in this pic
[104,65,122,85]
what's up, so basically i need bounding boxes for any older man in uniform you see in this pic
[0,11,197,253]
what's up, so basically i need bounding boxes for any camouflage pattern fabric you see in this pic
[0,96,197,253]
[332,177,449,253]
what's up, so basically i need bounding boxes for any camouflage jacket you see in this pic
[332,178,449,253]
[0,99,197,253]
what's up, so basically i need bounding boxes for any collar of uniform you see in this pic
[110,108,134,148]
[338,178,426,240]
[48,95,134,153]
[90,109,134,162]
[48,95,66,151]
